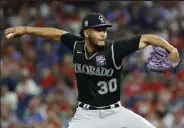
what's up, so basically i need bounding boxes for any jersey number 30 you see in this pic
[97,78,117,95]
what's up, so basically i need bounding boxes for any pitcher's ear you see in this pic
[84,30,89,38]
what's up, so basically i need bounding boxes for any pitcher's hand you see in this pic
[146,46,180,73]
[4,26,27,39]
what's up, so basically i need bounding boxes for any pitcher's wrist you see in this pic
[24,26,28,34]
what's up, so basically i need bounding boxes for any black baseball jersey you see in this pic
[60,33,141,106]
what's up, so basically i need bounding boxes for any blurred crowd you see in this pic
[0,1,184,128]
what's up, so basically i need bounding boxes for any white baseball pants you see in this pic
[68,102,156,128]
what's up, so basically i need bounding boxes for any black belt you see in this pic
[78,102,120,110]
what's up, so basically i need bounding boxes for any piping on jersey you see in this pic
[111,44,122,70]
[84,45,98,60]
[73,41,78,56]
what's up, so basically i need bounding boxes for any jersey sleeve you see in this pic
[60,33,83,51]
[112,35,141,67]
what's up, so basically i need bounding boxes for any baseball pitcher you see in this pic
[5,12,180,128]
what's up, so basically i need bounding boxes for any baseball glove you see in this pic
[146,46,179,73]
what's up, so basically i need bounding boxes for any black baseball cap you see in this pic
[79,12,113,35]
